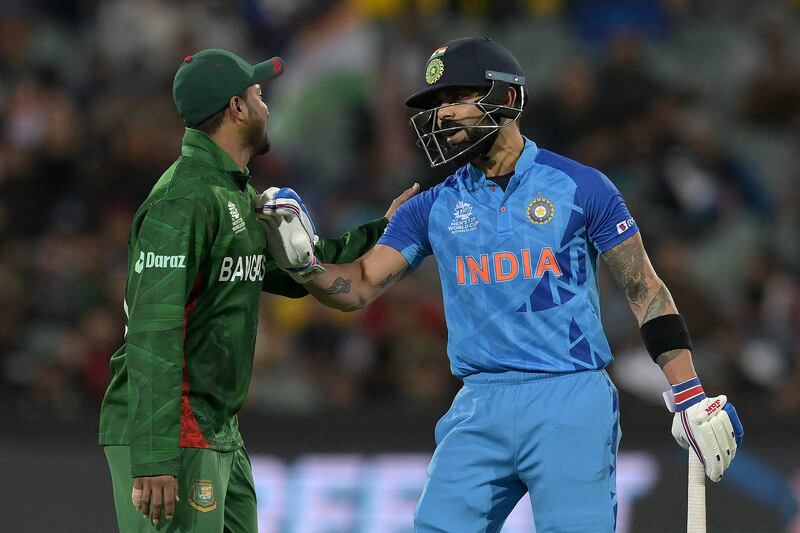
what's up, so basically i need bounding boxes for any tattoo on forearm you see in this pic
[643,284,671,323]
[321,277,352,295]
[378,267,408,289]
[655,349,682,369]
[603,238,649,306]
[602,235,677,321]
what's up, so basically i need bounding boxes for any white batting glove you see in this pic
[254,187,319,243]
[663,377,744,482]
[253,187,326,284]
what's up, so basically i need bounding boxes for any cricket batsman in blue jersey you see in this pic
[254,37,745,532]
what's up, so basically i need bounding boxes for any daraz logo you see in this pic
[134,251,186,273]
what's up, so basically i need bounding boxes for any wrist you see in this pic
[659,349,697,383]
[669,377,706,412]
[284,256,326,284]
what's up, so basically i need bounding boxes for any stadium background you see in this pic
[0,0,799,531]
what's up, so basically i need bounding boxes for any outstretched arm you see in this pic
[601,232,696,384]
[305,244,411,312]
[259,183,419,298]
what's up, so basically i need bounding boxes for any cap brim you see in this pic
[252,57,285,83]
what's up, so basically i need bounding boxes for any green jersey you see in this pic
[99,129,387,477]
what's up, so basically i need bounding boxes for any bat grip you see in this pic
[688,450,706,532]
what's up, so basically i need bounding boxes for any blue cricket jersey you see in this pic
[379,138,638,377]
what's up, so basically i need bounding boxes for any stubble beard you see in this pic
[440,120,494,167]
[247,117,271,156]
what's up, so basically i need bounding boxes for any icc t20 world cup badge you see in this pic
[189,480,217,512]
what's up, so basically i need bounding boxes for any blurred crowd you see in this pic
[1,0,799,422]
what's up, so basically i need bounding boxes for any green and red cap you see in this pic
[173,48,284,127]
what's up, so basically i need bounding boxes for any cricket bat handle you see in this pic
[688,451,706,532]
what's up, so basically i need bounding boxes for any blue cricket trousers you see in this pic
[414,369,621,533]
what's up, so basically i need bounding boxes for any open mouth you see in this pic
[446,128,466,144]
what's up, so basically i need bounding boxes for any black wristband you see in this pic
[640,314,692,362]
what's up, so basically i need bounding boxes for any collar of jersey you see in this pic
[461,136,538,188]
[180,128,251,189]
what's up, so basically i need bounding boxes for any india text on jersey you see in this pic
[455,247,563,285]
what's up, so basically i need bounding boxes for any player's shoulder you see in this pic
[388,179,453,228]
[533,148,617,196]
[406,177,454,207]
[139,159,220,216]
[154,158,222,201]
[172,157,226,189]
[534,148,606,184]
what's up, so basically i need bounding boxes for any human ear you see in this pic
[506,87,517,107]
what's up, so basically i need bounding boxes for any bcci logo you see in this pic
[527,198,554,225]
[189,480,217,512]
[426,58,444,85]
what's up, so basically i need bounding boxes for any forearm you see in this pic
[305,262,377,311]
[305,252,408,311]
[656,349,697,384]
[626,277,698,382]
[261,217,388,298]
[602,234,698,382]
[127,326,183,477]
[315,217,388,263]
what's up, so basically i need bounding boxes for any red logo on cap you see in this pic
[273,59,282,73]
[184,55,193,63]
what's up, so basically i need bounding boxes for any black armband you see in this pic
[640,314,692,362]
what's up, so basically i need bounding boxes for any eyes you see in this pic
[433,90,482,107]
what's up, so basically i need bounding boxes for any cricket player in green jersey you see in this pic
[98,49,418,532]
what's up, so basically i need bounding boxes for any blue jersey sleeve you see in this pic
[578,169,638,253]
[377,186,439,269]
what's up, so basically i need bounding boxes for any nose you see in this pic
[436,106,454,128]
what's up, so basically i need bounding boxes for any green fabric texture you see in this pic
[99,129,387,477]
[104,446,257,532]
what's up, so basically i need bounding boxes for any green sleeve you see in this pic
[125,197,215,477]
[261,217,388,298]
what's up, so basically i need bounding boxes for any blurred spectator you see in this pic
[741,13,800,127]
[524,58,605,155]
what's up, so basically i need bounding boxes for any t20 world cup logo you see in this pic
[453,201,473,221]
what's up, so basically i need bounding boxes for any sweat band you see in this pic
[670,376,706,412]
[640,313,692,363]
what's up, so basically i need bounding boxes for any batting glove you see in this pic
[663,378,744,482]
[254,187,326,284]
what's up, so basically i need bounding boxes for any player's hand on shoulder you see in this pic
[253,186,326,284]
[384,182,420,220]
[665,380,744,482]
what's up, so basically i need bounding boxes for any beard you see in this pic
[439,119,498,167]
[246,117,271,155]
